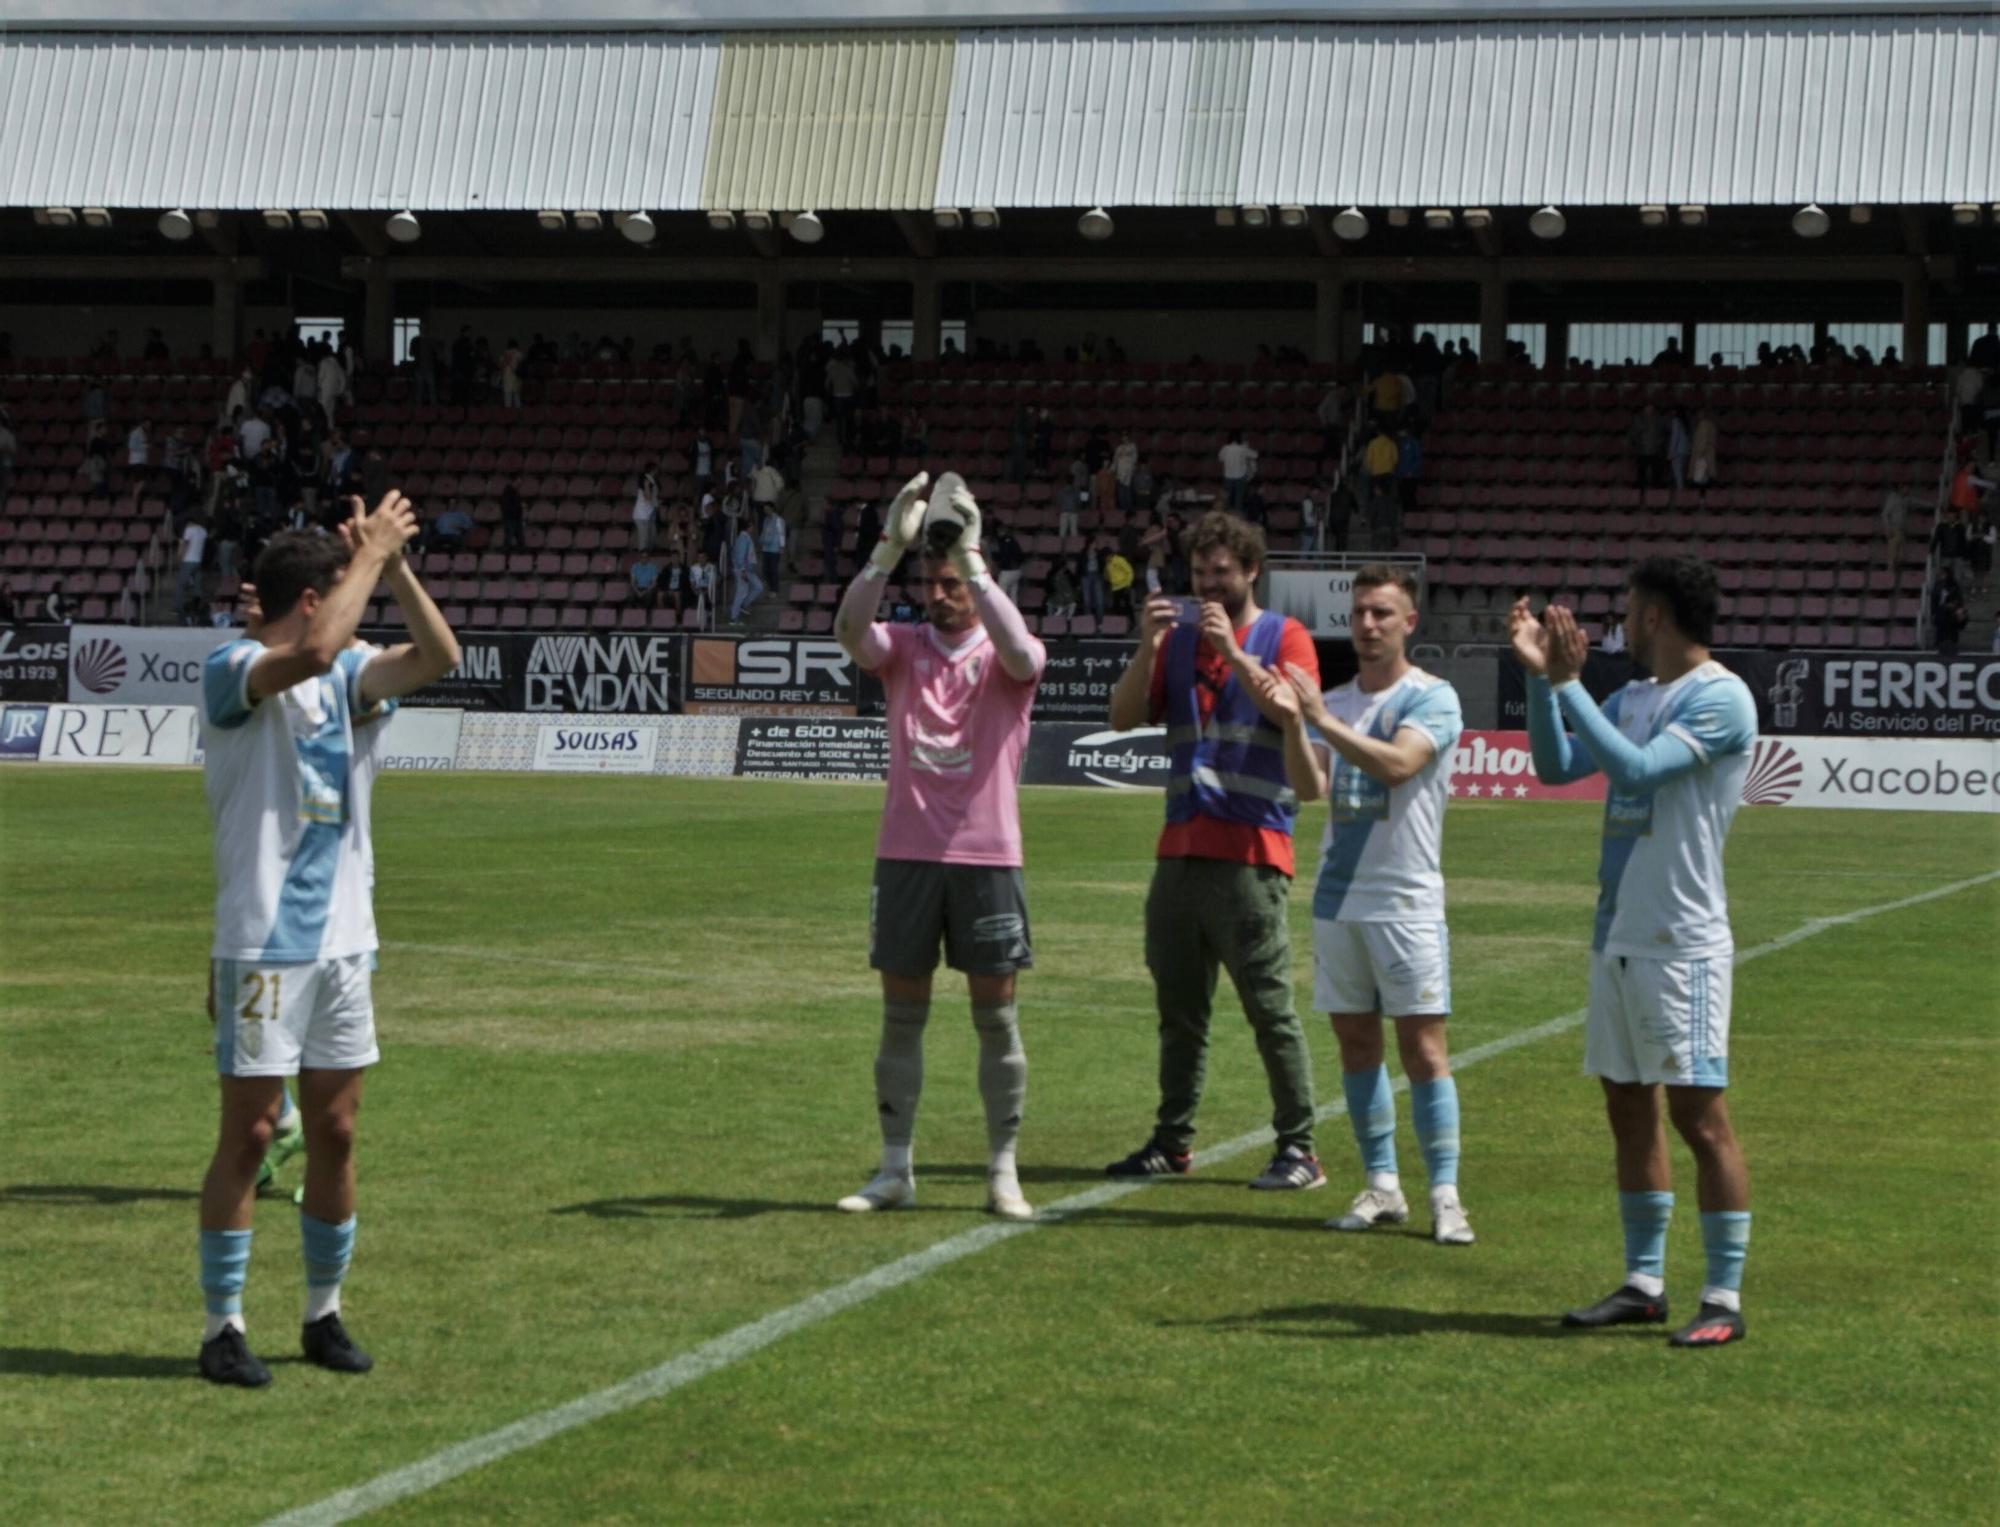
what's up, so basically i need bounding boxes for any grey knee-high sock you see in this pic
[874,1000,930,1150]
[971,1002,1027,1159]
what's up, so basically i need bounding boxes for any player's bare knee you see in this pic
[307,1110,360,1158]
[1395,1018,1449,1080]
[1667,1091,1735,1154]
[1329,1013,1383,1069]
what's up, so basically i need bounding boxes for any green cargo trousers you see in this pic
[1144,856,1317,1156]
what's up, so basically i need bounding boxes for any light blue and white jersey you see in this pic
[1592,661,1756,959]
[1310,670,1463,922]
[201,640,397,962]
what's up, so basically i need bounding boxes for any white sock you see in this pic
[1626,1271,1666,1298]
[304,1283,342,1323]
[1698,1285,1742,1313]
[1368,1171,1402,1195]
[989,1147,1020,1189]
[880,1144,913,1179]
[275,1102,301,1133]
[203,1312,245,1342]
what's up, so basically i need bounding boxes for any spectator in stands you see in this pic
[1218,431,1258,512]
[1394,425,1423,529]
[1369,366,1404,429]
[633,464,660,553]
[499,338,523,409]
[1626,403,1668,490]
[1880,488,1911,573]
[993,522,1026,599]
[409,335,437,406]
[0,580,16,622]
[629,551,663,610]
[1047,559,1080,619]
[80,437,112,500]
[852,496,881,577]
[318,345,347,426]
[660,554,688,618]
[692,430,715,498]
[1300,493,1323,553]
[689,549,717,624]
[750,457,784,519]
[758,500,787,591]
[44,582,71,624]
[292,347,320,412]
[1105,546,1136,619]
[238,408,272,462]
[1140,516,1171,595]
[1958,359,1991,446]
[827,348,859,449]
[1081,546,1107,619]
[1114,432,1140,511]
[1653,337,1685,368]
[729,515,763,622]
[209,595,238,628]
[1932,569,1968,655]
[1316,382,1345,467]
[247,439,282,523]
[128,417,153,478]
[431,503,474,550]
[1092,455,1118,519]
[820,498,845,570]
[1667,405,1693,496]
[1032,409,1055,473]
[360,446,389,511]
[1363,422,1398,531]
[1971,515,1995,597]
[499,482,527,551]
[1689,406,1719,495]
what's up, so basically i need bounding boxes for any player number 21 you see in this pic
[238,971,282,1023]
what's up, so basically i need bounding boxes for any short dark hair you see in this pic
[252,530,349,621]
[1353,563,1421,605]
[1183,510,1265,573]
[1628,555,1719,645]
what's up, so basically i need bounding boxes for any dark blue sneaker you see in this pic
[1105,1140,1193,1178]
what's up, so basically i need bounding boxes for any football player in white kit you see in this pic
[1515,557,1757,1348]
[1282,565,1474,1245]
[194,494,460,1385]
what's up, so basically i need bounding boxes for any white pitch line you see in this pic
[266,867,1999,1527]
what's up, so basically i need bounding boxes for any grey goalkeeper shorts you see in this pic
[870,859,1035,976]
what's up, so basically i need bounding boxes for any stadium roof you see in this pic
[1,16,1995,214]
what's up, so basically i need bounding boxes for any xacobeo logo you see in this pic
[1741,739,1802,805]
[73,638,128,696]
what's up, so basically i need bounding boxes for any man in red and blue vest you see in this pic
[1105,510,1329,1190]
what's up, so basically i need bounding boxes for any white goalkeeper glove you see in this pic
[867,471,930,576]
[920,473,990,586]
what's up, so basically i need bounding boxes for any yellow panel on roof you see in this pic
[698,31,955,212]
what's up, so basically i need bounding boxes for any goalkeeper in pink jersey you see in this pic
[832,471,1047,1221]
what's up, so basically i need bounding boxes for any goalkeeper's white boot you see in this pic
[1432,1190,1476,1246]
[836,1171,914,1213]
[986,1173,1034,1221]
[1327,1185,1410,1232]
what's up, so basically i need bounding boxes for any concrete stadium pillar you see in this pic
[912,273,940,361]
[211,265,243,362]
[1314,278,1345,366]
[755,272,785,362]
[1681,319,1698,362]
[1902,263,1930,365]
[362,262,394,369]
[1478,272,1508,363]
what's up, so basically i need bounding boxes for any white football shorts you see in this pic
[211,954,380,1077]
[1585,949,1732,1088]
[1311,919,1452,1017]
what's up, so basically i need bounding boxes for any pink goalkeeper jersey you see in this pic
[872,621,1044,866]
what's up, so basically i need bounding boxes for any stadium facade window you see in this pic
[820,320,860,347]
[393,316,422,367]
[1567,323,1677,368]
[1419,323,1545,366]
[295,315,344,352]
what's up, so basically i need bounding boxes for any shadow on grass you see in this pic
[552,1194,942,1220]
[1165,1302,1591,1341]
[0,1184,199,1207]
[2,1347,193,1380]
[921,1162,1124,1186]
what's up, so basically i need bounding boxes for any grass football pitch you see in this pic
[2,770,1996,1525]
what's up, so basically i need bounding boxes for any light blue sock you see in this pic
[1410,1076,1461,1189]
[1699,1210,1751,1296]
[1341,1066,1398,1177]
[199,1227,252,1317]
[1619,1190,1674,1279]
[300,1211,356,1318]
